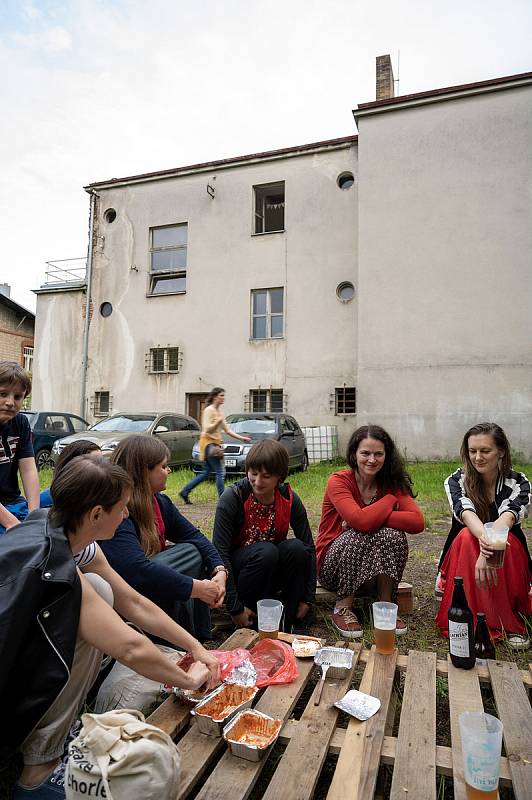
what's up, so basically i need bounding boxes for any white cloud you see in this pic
[44,25,72,52]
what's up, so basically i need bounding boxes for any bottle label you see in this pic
[449,621,470,657]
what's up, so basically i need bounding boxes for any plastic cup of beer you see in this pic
[483,523,509,568]
[372,602,398,655]
[459,711,503,800]
[256,599,283,640]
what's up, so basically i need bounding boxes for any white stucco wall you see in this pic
[356,85,532,458]
[35,142,359,449]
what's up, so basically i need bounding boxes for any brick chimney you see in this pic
[376,55,395,101]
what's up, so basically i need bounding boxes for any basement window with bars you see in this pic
[93,391,111,417]
[335,387,356,415]
[248,389,285,413]
[147,346,181,374]
[253,182,285,234]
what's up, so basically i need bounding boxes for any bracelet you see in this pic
[211,565,229,579]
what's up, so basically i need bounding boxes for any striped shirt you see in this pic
[73,541,97,568]
[444,468,531,524]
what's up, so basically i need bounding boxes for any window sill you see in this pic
[249,337,285,342]
[251,230,286,237]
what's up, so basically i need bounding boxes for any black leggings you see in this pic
[230,539,311,628]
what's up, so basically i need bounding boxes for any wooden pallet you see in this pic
[147,630,532,800]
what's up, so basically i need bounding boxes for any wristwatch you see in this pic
[211,565,229,579]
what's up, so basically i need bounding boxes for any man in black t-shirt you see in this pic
[0,362,39,533]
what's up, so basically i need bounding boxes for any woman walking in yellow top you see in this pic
[180,388,250,503]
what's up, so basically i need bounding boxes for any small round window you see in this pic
[336,282,355,303]
[337,172,355,190]
[104,208,116,224]
[100,302,113,318]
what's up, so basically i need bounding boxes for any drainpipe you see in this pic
[80,190,97,420]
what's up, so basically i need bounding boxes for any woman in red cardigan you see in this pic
[317,425,424,638]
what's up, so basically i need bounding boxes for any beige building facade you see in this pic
[33,69,532,459]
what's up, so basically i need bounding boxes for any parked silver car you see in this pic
[191,413,309,475]
[50,412,200,467]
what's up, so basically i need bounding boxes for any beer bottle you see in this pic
[448,576,475,669]
[474,612,495,664]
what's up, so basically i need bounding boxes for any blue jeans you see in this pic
[151,542,212,642]
[0,495,29,534]
[182,449,225,498]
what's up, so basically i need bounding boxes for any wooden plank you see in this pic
[447,656,483,800]
[488,659,532,800]
[147,628,258,738]
[192,651,319,800]
[357,648,532,687]
[326,645,398,800]
[261,644,361,800]
[389,650,436,800]
[277,725,513,785]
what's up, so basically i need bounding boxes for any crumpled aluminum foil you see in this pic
[334,689,381,720]
[225,658,257,687]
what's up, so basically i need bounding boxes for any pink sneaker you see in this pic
[331,607,363,639]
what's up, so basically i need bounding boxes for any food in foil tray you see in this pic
[223,710,282,761]
[291,637,322,658]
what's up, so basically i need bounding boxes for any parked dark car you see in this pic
[191,413,309,475]
[22,411,89,469]
[50,412,200,468]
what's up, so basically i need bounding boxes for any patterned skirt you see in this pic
[319,527,408,601]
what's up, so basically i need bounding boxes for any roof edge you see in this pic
[0,293,35,318]
[84,134,358,191]
[354,70,532,120]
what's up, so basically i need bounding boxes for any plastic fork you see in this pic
[314,657,332,706]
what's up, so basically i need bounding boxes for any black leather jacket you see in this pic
[0,510,81,749]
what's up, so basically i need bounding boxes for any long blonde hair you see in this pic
[460,422,512,523]
[111,435,170,556]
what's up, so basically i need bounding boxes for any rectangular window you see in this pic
[93,391,111,417]
[253,182,285,234]
[23,346,34,373]
[249,389,284,412]
[335,387,356,415]
[251,288,284,339]
[148,346,180,374]
[148,223,187,295]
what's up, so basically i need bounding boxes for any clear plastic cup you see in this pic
[372,601,398,655]
[459,711,503,799]
[256,599,283,640]
[483,523,509,568]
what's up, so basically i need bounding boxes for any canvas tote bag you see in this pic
[64,709,180,800]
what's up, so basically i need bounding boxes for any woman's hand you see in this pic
[191,578,221,606]
[231,607,255,628]
[211,571,227,608]
[295,601,310,620]
[186,661,212,691]
[478,535,495,560]
[189,646,221,689]
[475,555,498,590]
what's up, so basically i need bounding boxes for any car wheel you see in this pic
[35,448,52,470]
[300,451,309,472]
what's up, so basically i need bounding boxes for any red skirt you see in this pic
[436,527,531,639]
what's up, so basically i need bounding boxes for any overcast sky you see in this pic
[1,0,531,311]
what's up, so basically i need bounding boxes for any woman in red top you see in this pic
[317,425,424,639]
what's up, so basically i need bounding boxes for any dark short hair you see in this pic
[206,387,225,405]
[54,440,101,477]
[0,361,31,397]
[245,439,289,483]
[346,424,414,496]
[50,455,132,533]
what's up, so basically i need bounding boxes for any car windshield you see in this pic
[225,415,277,435]
[90,415,155,432]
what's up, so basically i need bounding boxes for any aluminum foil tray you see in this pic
[314,646,354,678]
[223,709,282,761]
[191,683,259,737]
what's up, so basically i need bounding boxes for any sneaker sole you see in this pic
[506,636,530,650]
[396,627,408,636]
[332,620,363,639]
